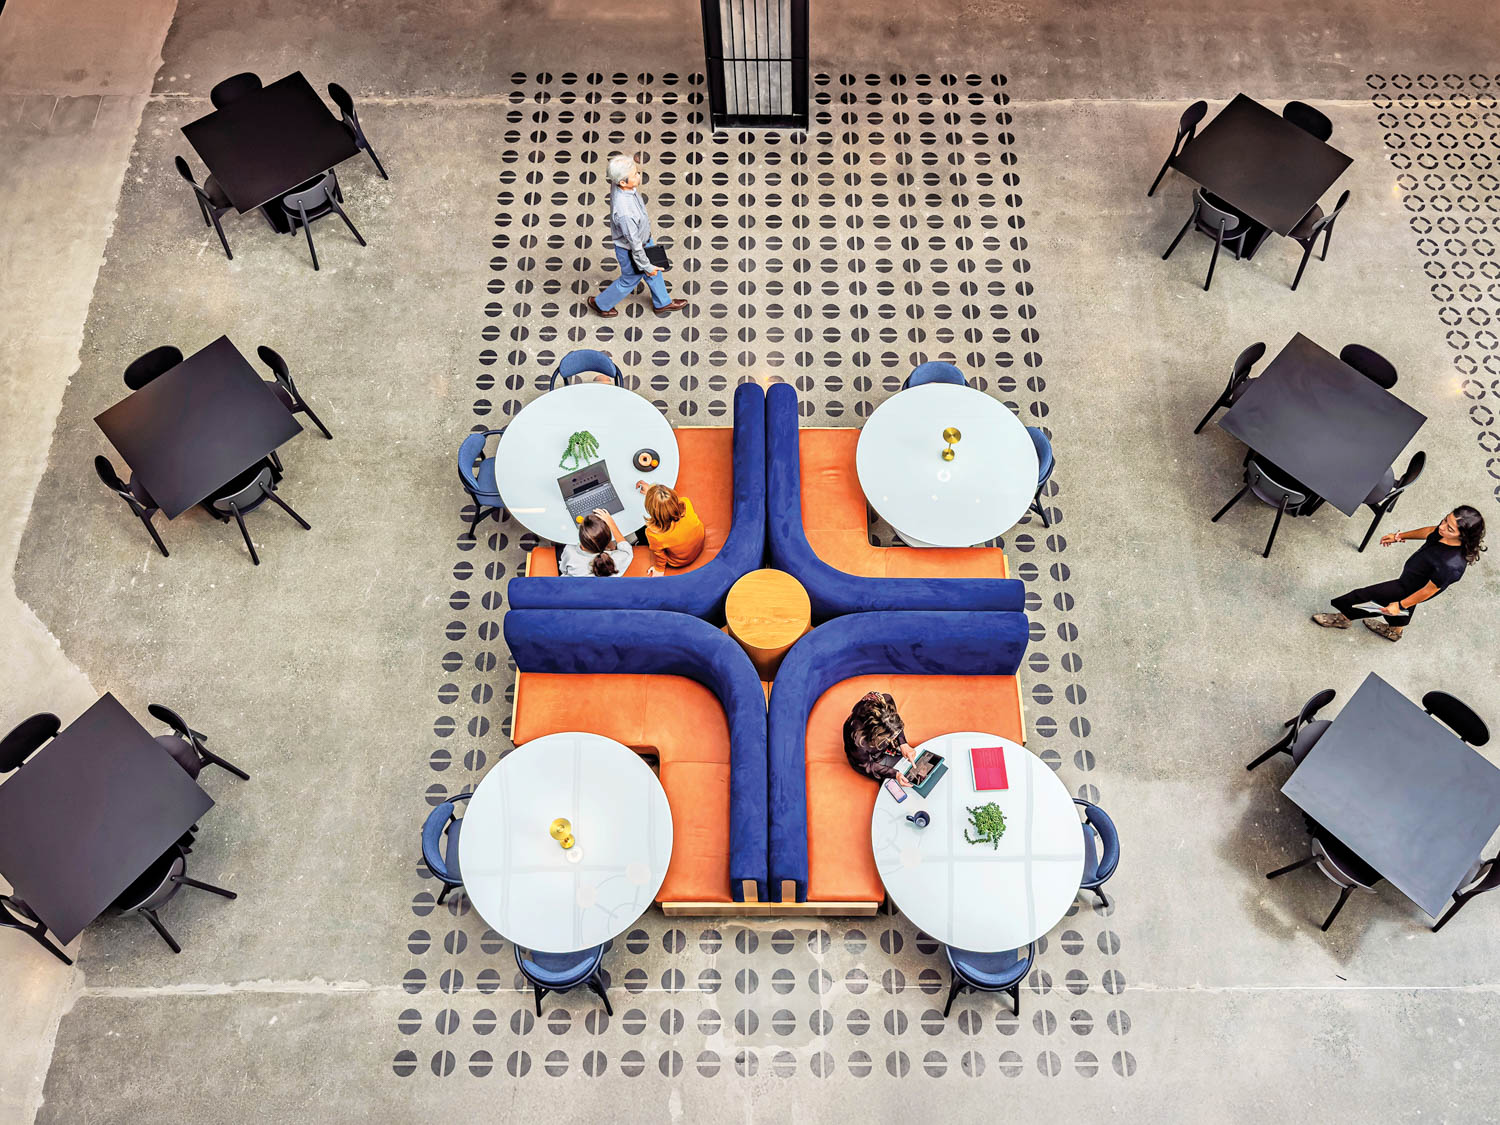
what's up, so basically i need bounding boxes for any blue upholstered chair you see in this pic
[421,792,470,905]
[1075,798,1120,909]
[507,381,767,621]
[944,943,1034,1017]
[766,610,1031,901]
[548,349,623,390]
[503,609,769,902]
[903,361,967,389]
[456,428,505,539]
[515,944,612,1016]
[1026,426,1055,528]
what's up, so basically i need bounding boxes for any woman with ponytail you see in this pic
[558,508,634,577]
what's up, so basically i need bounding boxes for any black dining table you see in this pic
[0,694,213,944]
[1283,673,1500,918]
[1217,333,1425,516]
[94,335,303,519]
[181,72,359,233]
[1173,94,1352,253]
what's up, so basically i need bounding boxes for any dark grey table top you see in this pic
[181,71,359,214]
[1172,93,1353,236]
[1218,333,1426,516]
[94,335,302,519]
[1283,673,1500,917]
[0,694,213,944]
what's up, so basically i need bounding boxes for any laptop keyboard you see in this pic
[564,482,623,521]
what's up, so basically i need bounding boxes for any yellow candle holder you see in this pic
[549,817,574,850]
[941,427,962,461]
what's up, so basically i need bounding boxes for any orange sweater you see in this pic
[646,497,706,567]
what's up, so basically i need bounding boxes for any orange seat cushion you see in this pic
[656,761,732,903]
[803,673,1026,903]
[799,430,868,530]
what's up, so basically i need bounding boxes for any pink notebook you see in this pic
[970,746,1009,791]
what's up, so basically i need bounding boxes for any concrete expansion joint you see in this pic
[80,978,382,998]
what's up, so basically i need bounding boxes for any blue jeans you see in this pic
[596,238,671,311]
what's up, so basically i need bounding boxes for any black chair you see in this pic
[0,712,60,774]
[256,346,332,439]
[1193,342,1266,434]
[123,345,184,391]
[0,895,71,965]
[1282,101,1333,142]
[1288,190,1350,291]
[206,460,311,566]
[1267,830,1381,932]
[174,156,235,260]
[1247,688,1335,770]
[94,455,169,557]
[1147,100,1208,196]
[328,83,388,180]
[1211,455,1316,558]
[1358,451,1425,551]
[209,72,262,109]
[1432,854,1500,932]
[943,943,1035,1017]
[1339,344,1398,390]
[280,173,365,271]
[1422,692,1489,747]
[111,843,235,954]
[1163,189,1250,291]
[148,703,250,780]
[514,945,612,1017]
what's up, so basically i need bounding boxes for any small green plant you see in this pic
[560,430,600,470]
[963,802,1007,849]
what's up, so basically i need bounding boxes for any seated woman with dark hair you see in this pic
[558,508,634,577]
[844,691,917,785]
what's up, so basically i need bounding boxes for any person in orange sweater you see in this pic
[636,481,705,571]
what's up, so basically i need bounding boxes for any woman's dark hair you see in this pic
[579,514,617,576]
[850,693,903,756]
[1452,505,1486,564]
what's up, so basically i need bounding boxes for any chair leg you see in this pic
[366,144,389,180]
[1211,485,1249,523]
[140,908,182,953]
[1246,733,1292,770]
[195,196,211,227]
[464,503,486,540]
[228,502,259,565]
[301,402,333,439]
[533,984,546,1017]
[1321,885,1355,932]
[587,974,613,1016]
[1320,226,1334,261]
[298,206,319,271]
[269,450,284,476]
[1432,894,1468,933]
[1267,854,1317,880]
[260,486,312,531]
[209,211,233,261]
[943,974,964,1018]
[436,884,451,905]
[1291,242,1313,291]
[173,874,237,899]
[1009,982,1021,1017]
[1092,888,1110,910]
[1358,506,1385,552]
[1263,496,1287,559]
[29,929,73,966]
[1193,397,1226,435]
[140,513,170,558]
[200,747,251,781]
[1146,155,1173,197]
[1204,227,1224,291]
[328,199,367,247]
[1161,213,1194,260]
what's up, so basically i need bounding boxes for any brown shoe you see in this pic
[1363,620,1404,642]
[653,299,688,316]
[1311,612,1350,629]
[587,296,617,318]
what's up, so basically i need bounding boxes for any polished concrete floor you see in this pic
[3,0,1500,1120]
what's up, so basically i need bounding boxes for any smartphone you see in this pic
[883,777,907,803]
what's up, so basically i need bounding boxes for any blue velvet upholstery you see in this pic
[765,383,1028,620]
[1027,426,1054,485]
[503,609,769,902]
[457,429,504,506]
[766,610,1031,901]
[1076,798,1120,891]
[421,795,469,890]
[550,349,623,389]
[946,943,1034,990]
[507,382,767,621]
[516,944,604,986]
[903,361,968,389]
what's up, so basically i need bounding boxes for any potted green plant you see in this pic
[560,430,600,470]
[963,802,1007,849]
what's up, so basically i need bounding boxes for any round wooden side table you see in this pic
[724,569,812,680]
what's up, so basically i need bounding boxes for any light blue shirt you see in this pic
[609,185,654,273]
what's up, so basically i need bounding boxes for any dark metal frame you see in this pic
[700,0,809,131]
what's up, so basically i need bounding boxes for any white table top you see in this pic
[871,732,1085,952]
[458,732,673,953]
[493,382,679,544]
[855,383,1039,547]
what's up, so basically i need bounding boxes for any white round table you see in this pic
[871,732,1085,952]
[458,732,673,953]
[855,383,1039,547]
[493,382,679,544]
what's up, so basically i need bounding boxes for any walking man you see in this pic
[588,153,687,318]
[1312,506,1486,642]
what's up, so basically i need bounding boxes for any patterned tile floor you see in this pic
[397,70,1133,1085]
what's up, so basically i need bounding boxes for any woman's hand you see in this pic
[635,480,648,494]
[895,773,914,787]
[1379,532,1401,547]
[647,567,663,577]
[900,742,916,761]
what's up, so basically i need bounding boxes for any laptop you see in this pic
[557,461,623,522]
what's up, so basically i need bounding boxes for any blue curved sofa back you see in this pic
[503,609,769,903]
[506,381,767,622]
[764,382,1027,620]
[766,610,1030,901]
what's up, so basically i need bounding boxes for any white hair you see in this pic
[606,154,638,185]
